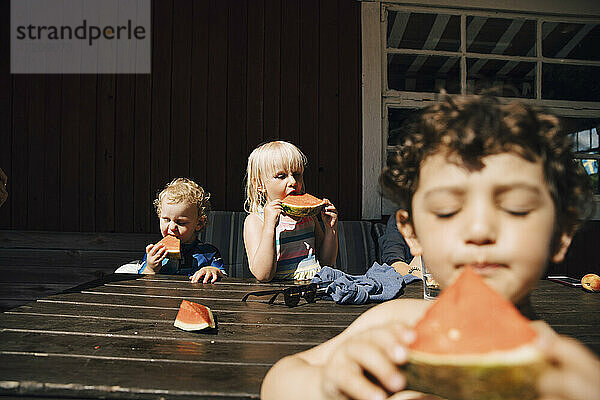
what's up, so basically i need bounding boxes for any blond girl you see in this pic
[243,141,338,282]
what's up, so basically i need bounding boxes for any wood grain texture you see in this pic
[318,0,340,203]
[1,276,598,400]
[4,0,365,229]
[206,0,228,208]
[115,74,136,233]
[170,0,193,179]
[298,0,320,196]
[262,0,282,143]
[226,0,249,211]
[0,0,11,229]
[60,75,81,231]
[246,0,265,154]
[95,75,116,232]
[0,276,374,399]
[190,0,211,191]
[78,76,98,232]
[150,0,173,207]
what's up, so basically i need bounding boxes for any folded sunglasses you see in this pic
[241,283,325,307]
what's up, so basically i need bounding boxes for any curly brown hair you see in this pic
[380,94,592,237]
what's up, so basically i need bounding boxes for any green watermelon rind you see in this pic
[281,201,325,217]
[404,344,547,400]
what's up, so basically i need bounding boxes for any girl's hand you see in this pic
[533,321,600,400]
[144,243,167,273]
[263,199,282,229]
[319,322,415,400]
[321,198,338,231]
[190,266,225,284]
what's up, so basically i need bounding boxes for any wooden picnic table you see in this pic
[0,274,598,399]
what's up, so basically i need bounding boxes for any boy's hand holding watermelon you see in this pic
[144,242,168,273]
[533,321,600,400]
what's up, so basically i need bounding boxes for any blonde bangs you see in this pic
[244,141,307,213]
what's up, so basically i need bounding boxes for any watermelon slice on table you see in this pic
[281,193,326,217]
[403,267,547,400]
[158,235,181,259]
[174,300,216,331]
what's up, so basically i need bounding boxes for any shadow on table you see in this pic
[60,273,140,294]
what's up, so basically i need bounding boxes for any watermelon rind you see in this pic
[174,301,216,331]
[281,195,326,218]
[281,202,324,217]
[165,249,181,260]
[404,344,547,400]
[174,319,211,331]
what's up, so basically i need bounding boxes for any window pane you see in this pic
[466,58,535,98]
[580,159,599,195]
[466,16,536,56]
[564,118,600,195]
[387,11,460,51]
[542,22,600,61]
[542,63,600,101]
[388,54,460,93]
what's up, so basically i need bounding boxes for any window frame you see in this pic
[361,2,600,219]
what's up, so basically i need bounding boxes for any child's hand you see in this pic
[533,321,600,400]
[318,323,415,400]
[263,199,282,228]
[144,243,167,273]
[321,198,338,231]
[190,266,225,284]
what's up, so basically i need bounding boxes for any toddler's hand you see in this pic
[533,321,600,400]
[263,199,282,228]
[190,266,225,284]
[321,198,338,231]
[144,243,167,273]
[319,323,415,400]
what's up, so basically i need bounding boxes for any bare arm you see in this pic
[391,256,423,279]
[261,299,429,400]
[243,205,280,282]
[315,199,338,267]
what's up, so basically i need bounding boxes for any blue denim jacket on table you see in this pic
[311,263,419,304]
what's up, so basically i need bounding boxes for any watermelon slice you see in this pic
[174,300,216,331]
[403,267,547,400]
[158,235,181,259]
[281,193,326,217]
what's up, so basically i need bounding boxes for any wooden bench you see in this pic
[0,230,158,311]
[0,211,386,311]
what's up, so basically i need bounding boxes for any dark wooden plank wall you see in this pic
[0,0,362,232]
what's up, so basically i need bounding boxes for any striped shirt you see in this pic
[255,212,321,280]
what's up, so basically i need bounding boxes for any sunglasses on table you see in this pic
[241,283,325,307]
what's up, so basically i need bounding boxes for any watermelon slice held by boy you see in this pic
[281,193,326,217]
[403,267,547,400]
[158,234,181,259]
[174,300,216,331]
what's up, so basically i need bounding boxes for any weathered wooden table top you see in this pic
[0,275,598,399]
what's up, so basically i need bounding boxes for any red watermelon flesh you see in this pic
[174,300,216,331]
[281,193,326,217]
[411,266,537,355]
[158,235,181,259]
[403,267,545,400]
